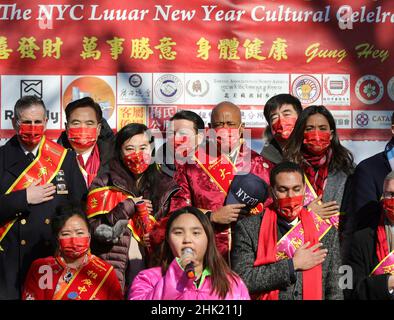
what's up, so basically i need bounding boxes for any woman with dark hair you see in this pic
[87,123,179,295]
[284,105,354,218]
[128,207,250,300]
[22,203,123,300]
[261,94,303,164]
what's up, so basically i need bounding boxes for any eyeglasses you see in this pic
[383,192,394,199]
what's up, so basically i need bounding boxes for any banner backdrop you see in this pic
[0,0,393,143]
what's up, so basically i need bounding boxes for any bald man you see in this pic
[169,101,273,261]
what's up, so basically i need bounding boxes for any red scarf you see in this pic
[254,206,322,300]
[376,213,389,262]
[77,144,101,186]
[302,148,332,197]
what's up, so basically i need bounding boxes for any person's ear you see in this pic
[96,122,102,138]
[391,124,394,136]
[329,129,334,141]
[12,117,18,131]
[239,122,245,135]
[269,187,276,201]
[301,183,306,197]
[196,132,204,146]
[43,117,48,131]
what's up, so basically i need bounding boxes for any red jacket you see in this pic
[22,255,123,300]
[169,144,273,259]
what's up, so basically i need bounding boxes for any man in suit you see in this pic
[57,97,115,187]
[345,171,394,300]
[231,161,343,300]
[0,96,87,299]
[345,112,394,234]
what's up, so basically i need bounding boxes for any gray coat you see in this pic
[323,169,350,207]
[261,141,351,208]
[231,213,344,300]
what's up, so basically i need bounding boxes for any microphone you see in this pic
[182,248,195,279]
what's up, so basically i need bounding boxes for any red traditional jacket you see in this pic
[169,143,273,260]
[22,254,123,300]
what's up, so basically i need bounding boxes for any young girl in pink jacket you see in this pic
[128,206,250,300]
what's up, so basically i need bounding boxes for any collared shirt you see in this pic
[20,141,40,158]
[175,257,211,289]
[77,145,95,166]
[227,142,242,164]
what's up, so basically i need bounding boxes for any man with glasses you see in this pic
[170,101,273,260]
[345,171,394,300]
[0,96,87,299]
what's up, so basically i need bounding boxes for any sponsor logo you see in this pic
[387,77,394,102]
[129,74,142,88]
[324,77,349,95]
[21,80,43,98]
[185,79,209,97]
[331,110,352,128]
[63,76,116,120]
[323,75,350,106]
[154,74,183,103]
[292,75,321,105]
[355,112,369,127]
[353,111,392,129]
[355,75,384,105]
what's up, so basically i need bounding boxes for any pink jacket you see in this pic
[128,259,250,300]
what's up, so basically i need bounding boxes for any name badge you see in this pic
[56,170,68,195]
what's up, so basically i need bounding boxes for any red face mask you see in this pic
[123,151,151,174]
[59,236,90,259]
[67,127,97,150]
[271,117,297,142]
[383,198,394,221]
[276,195,304,222]
[18,123,44,147]
[214,127,241,152]
[174,135,194,158]
[303,130,331,155]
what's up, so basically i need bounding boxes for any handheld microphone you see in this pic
[182,248,195,279]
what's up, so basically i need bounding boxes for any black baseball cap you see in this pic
[225,172,269,215]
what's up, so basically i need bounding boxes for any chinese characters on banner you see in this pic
[0,0,393,141]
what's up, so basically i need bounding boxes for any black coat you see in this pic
[56,119,115,179]
[0,136,87,299]
[344,151,391,235]
[344,226,394,300]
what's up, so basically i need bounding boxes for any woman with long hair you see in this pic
[284,105,354,219]
[87,123,179,295]
[22,204,123,300]
[128,207,250,300]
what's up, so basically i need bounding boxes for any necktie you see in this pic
[27,152,35,162]
[77,154,85,169]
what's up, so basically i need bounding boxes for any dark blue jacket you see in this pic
[0,136,87,299]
